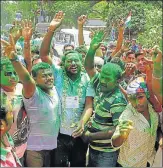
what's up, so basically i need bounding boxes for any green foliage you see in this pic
[136,6,162,48]
[1,1,96,28]
[1,0,162,48]
[91,0,162,47]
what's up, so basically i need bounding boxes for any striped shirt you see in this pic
[89,73,127,152]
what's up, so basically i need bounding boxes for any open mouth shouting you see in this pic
[70,66,78,73]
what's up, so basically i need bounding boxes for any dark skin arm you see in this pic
[82,127,116,143]
[72,96,93,138]
[22,20,33,73]
[78,15,87,46]
[40,11,64,65]
[111,20,125,57]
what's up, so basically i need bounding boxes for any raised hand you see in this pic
[124,62,136,76]
[152,45,162,64]
[119,120,133,139]
[121,40,131,53]
[1,34,16,59]
[78,15,87,26]
[49,11,64,31]
[9,20,22,42]
[21,20,33,41]
[118,19,125,28]
[90,31,105,50]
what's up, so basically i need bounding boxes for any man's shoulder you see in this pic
[81,72,91,82]
[112,88,127,104]
[119,104,134,120]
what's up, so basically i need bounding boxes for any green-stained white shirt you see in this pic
[52,64,93,135]
[112,103,158,167]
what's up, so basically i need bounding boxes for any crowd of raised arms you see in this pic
[0,11,162,167]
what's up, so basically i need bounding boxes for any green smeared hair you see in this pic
[75,45,88,55]
[101,62,123,80]
[31,62,51,77]
[61,50,83,64]
[0,57,12,71]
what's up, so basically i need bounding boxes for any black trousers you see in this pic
[50,133,88,167]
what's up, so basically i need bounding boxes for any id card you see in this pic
[65,96,79,108]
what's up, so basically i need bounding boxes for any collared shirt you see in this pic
[112,103,158,167]
[52,64,91,136]
[88,73,127,152]
[0,133,21,167]
[23,86,60,151]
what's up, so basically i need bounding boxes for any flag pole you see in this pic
[129,28,131,40]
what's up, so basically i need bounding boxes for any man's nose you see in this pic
[72,61,76,65]
[10,72,16,79]
[139,60,144,64]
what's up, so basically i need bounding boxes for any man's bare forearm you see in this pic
[89,127,116,141]
[78,25,84,46]
[24,40,32,73]
[111,27,124,57]
[40,29,54,64]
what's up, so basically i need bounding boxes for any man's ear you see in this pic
[0,120,5,131]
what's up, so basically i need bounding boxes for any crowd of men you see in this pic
[0,11,162,167]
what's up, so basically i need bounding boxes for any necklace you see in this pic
[61,70,82,128]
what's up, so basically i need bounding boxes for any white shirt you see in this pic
[23,86,60,151]
[112,103,158,167]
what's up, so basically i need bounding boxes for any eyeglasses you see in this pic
[4,71,17,76]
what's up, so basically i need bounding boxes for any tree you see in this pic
[90,0,162,47]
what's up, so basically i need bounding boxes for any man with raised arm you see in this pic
[1,34,60,167]
[40,11,94,167]
[83,31,127,167]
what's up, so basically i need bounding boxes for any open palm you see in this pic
[22,20,33,41]
[90,31,105,50]
[50,11,64,30]
[1,34,16,59]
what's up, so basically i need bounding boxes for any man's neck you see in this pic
[1,85,15,93]
[66,72,81,81]
[38,86,53,96]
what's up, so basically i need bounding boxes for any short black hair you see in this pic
[126,51,135,57]
[135,51,144,58]
[63,44,74,50]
